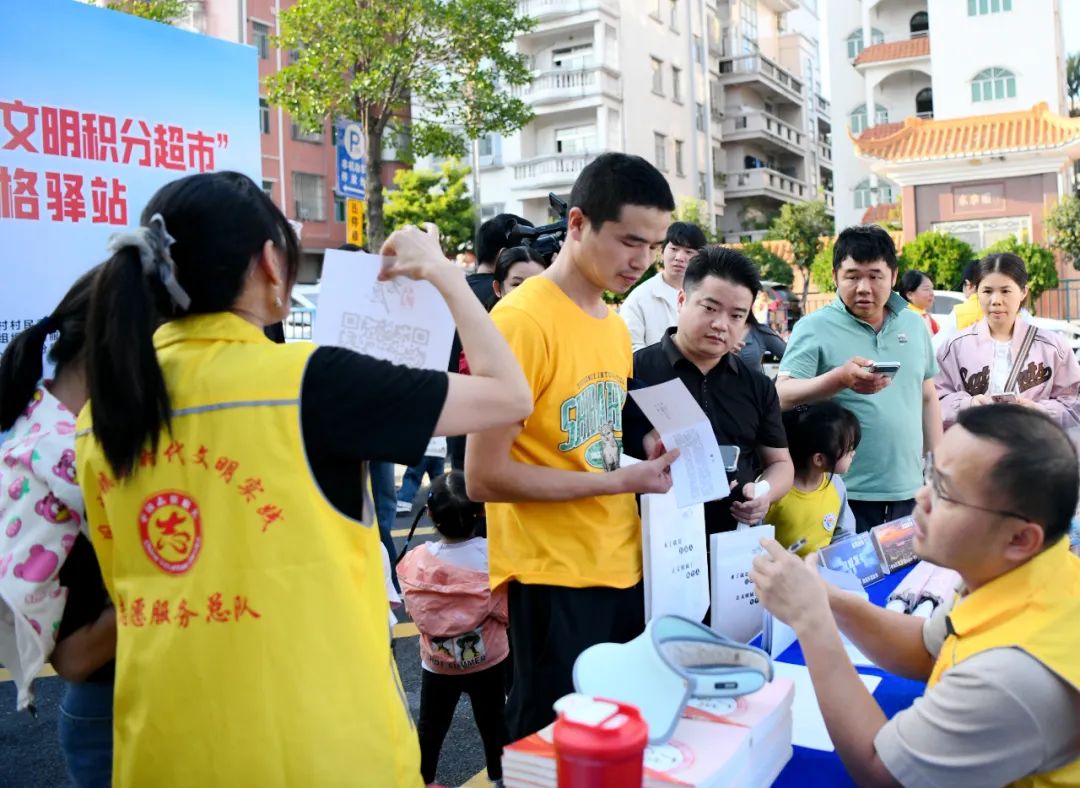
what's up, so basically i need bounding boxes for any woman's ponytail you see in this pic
[86,246,170,479]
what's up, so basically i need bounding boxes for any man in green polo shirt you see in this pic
[776,225,942,532]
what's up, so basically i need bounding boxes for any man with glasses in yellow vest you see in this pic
[751,404,1080,787]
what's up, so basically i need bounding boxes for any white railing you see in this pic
[717,54,804,98]
[513,66,621,104]
[517,0,617,21]
[818,140,833,162]
[816,94,831,117]
[726,168,808,200]
[725,112,804,149]
[512,153,597,189]
[824,190,835,210]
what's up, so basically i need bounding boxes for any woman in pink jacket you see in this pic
[936,252,1080,429]
[397,470,509,787]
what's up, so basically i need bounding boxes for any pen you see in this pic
[788,538,807,554]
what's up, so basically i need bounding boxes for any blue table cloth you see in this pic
[771,564,926,787]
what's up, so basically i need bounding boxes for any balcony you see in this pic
[512,152,598,192]
[759,0,798,11]
[513,66,622,110]
[818,140,833,167]
[853,35,930,69]
[816,94,831,121]
[517,0,617,24]
[725,167,808,203]
[723,112,805,156]
[717,54,803,105]
[824,190,835,211]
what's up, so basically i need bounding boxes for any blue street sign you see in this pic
[336,120,366,200]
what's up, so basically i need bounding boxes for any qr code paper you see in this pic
[338,312,431,368]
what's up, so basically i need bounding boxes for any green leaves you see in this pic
[765,200,833,308]
[741,242,793,286]
[103,0,189,24]
[385,160,476,255]
[898,232,975,291]
[265,0,535,245]
[1047,194,1080,270]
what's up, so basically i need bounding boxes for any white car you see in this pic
[285,285,320,342]
[929,289,1080,351]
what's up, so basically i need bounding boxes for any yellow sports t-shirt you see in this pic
[767,475,847,557]
[486,276,640,589]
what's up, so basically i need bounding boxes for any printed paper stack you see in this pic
[502,679,794,788]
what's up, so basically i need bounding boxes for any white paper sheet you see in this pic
[709,525,774,643]
[313,250,455,371]
[642,489,709,622]
[629,379,729,508]
[772,662,882,751]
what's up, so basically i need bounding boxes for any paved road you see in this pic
[0,507,491,788]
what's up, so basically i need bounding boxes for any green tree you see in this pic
[980,236,1059,308]
[810,242,835,293]
[741,242,793,286]
[100,0,188,23]
[267,0,534,248]
[765,200,833,309]
[898,231,975,291]
[1047,194,1080,270]
[672,198,717,243]
[384,160,476,255]
[1067,52,1080,116]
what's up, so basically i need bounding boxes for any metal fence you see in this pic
[1036,279,1080,321]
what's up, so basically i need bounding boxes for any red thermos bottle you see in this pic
[553,695,649,787]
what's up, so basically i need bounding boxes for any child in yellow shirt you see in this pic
[766,401,860,557]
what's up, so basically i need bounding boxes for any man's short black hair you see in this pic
[570,153,675,230]
[475,213,532,265]
[832,224,898,272]
[665,221,708,250]
[683,246,761,301]
[956,405,1079,545]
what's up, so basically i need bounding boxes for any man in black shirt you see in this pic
[626,247,793,535]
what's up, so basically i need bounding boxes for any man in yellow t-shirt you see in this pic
[467,153,681,739]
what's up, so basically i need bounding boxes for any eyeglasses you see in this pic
[922,452,1032,522]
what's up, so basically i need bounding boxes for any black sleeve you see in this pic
[761,328,787,360]
[622,376,651,461]
[756,378,788,449]
[57,534,110,642]
[301,346,449,467]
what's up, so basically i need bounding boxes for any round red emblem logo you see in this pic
[138,490,202,574]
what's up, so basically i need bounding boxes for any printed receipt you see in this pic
[629,379,729,508]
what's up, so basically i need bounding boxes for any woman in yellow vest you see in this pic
[897,269,939,335]
[74,171,532,787]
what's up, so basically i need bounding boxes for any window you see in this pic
[669,0,679,30]
[932,216,1029,249]
[552,43,593,69]
[293,172,326,221]
[845,28,884,59]
[740,0,758,54]
[477,134,495,158]
[698,171,707,200]
[672,66,682,102]
[695,102,705,131]
[971,67,1016,102]
[334,196,346,224]
[915,87,933,117]
[849,103,889,134]
[252,22,270,59]
[654,132,668,171]
[853,178,895,210]
[555,125,595,154]
[910,11,929,37]
[968,0,1012,15]
[291,122,322,143]
[261,180,274,200]
[675,139,685,177]
[651,57,664,95]
[652,0,662,19]
[481,203,505,221]
[258,98,270,135]
[692,35,705,65]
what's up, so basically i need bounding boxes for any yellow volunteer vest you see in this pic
[928,540,1080,787]
[75,313,421,787]
[954,293,983,331]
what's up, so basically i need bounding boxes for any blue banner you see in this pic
[336,120,366,200]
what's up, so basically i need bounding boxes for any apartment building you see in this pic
[475,0,831,240]
[828,0,1075,239]
[169,0,407,280]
